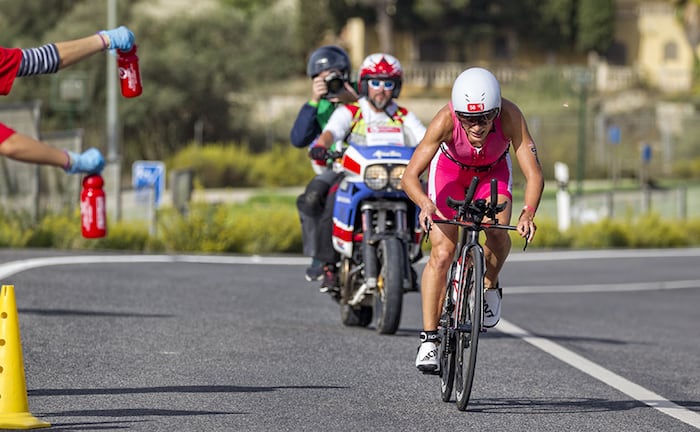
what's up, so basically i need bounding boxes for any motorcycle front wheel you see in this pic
[374,237,405,335]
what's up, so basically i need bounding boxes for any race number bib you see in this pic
[366,126,405,146]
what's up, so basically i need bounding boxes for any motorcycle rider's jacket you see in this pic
[323,97,426,149]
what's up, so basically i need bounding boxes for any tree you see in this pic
[576,0,615,54]
[0,0,80,44]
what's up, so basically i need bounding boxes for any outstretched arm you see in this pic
[501,98,544,240]
[17,26,134,76]
[0,129,68,167]
[0,125,104,174]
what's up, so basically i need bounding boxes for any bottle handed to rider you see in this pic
[80,174,107,238]
[117,44,142,97]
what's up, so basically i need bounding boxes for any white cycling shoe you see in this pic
[415,341,439,373]
[483,288,502,328]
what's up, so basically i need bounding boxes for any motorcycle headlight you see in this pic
[390,165,406,190]
[365,165,389,190]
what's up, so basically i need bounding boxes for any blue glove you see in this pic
[65,148,105,174]
[99,26,135,51]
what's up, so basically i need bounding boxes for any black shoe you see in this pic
[319,265,338,293]
[305,264,324,281]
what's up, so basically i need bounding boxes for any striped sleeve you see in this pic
[17,44,60,77]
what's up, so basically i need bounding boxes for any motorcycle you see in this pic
[328,135,423,335]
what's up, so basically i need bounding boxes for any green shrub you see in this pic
[168,142,254,187]
[30,210,84,249]
[524,218,572,249]
[0,209,32,247]
[685,218,700,243]
[570,218,630,248]
[156,201,302,254]
[167,142,315,188]
[627,213,692,248]
[90,222,152,251]
[248,145,315,187]
[1,188,699,254]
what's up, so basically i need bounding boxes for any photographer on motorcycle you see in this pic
[292,45,359,282]
[308,53,427,294]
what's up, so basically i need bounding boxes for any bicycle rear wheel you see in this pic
[454,245,484,411]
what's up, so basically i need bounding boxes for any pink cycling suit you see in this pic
[427,102,512,219]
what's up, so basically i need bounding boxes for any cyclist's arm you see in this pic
[502,98,544,237]
[402,104,453,228]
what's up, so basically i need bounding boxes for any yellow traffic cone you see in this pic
[0,285,50,429]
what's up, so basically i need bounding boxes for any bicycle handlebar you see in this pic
[446,176,479,215]
[438,175,529,251]
[490,178,498,213]
[326,150,345,160]
[446,176,507,222]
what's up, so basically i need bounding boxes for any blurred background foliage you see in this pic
[2,202,699,254]
[0,0,621,182]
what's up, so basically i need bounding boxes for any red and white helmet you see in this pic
[357,53,403,98]
[451,67,501,117]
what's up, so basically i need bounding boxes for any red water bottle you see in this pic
[80,174,107,238]
[117,44,142,98]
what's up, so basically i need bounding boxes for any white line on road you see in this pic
[497,319,700,429]
[0,254,308,279]
[508,279,700,294]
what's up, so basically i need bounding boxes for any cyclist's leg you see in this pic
[474,157,513,289]
[423,154,465,331]
[483,199,512,288]
[417,155,462,371]
[420,222,458,331]
[416,224,458,372]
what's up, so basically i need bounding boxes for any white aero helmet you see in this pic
[451,67,501,118]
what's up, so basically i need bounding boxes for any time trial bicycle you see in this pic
[429,176,528,411]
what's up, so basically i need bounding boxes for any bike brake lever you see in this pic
[523,231,530,252]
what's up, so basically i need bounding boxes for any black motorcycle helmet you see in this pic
[306,45,351,81]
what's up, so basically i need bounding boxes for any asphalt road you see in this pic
[1,248,699,432]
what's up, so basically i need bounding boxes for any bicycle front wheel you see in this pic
[454,244,484,411]
[439,257,460,402]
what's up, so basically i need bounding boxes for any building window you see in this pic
[606,41,627,65]
[663,41,678,61]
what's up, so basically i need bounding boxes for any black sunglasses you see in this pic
[456,109,499,125]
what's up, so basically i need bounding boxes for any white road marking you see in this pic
[508,280,700,294]
[0,254,308,279]
[497,319,700,429]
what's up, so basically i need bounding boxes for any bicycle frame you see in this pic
[432,176,523,411]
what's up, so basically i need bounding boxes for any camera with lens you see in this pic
[324,72,345,98]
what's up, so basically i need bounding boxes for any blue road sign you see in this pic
[642,143,652,163]
[132,161,165,206]
[607,125,621,145]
